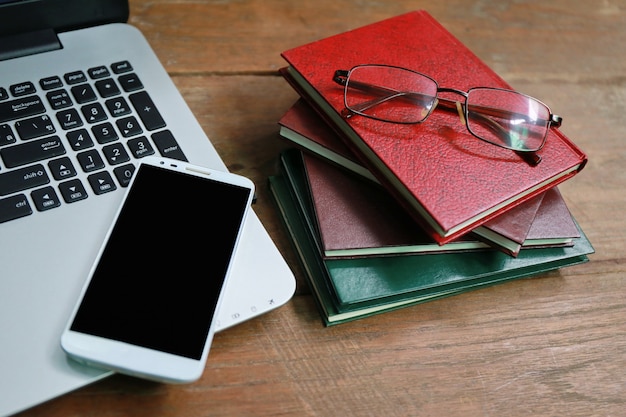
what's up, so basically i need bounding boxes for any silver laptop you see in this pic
[0,1,295,415]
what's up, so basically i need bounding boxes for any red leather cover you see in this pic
[280,10,587,244]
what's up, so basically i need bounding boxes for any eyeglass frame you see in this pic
[332,64,563,166]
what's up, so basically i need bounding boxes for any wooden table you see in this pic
[19,1,626,416]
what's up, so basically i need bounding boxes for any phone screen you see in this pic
[69,163,251,360]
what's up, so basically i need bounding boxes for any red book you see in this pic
[279,99,545,256]
[280,11,587,245]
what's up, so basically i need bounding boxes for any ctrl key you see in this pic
[0,194,32,223]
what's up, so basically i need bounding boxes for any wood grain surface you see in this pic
[17,1,626,416]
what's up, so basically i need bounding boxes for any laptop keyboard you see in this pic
[0,60,187,224]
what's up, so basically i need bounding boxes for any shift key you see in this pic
[0,164,50,196]
[1,136,66,168]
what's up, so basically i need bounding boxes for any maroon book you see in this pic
[301,151,577,259]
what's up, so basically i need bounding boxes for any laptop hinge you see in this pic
[0,29,61,61]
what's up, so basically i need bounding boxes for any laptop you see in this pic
[0,1,296,415]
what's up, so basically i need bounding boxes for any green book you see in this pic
[269,151,594,325]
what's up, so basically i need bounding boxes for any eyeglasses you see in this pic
[332,64,563,165]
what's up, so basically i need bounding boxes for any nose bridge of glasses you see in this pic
[432,87,469,125]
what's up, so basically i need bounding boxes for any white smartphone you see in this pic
[61,156,255,383]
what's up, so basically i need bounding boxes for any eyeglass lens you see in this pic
[466,88,550,151]
[344,65,438,123]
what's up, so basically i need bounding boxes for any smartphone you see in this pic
[61,156,255,383]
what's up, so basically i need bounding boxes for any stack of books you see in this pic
[270,10,594,325]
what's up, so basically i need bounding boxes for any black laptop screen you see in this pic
[0,0,129,37]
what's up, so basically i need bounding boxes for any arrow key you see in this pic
[87,171,117,195]
[31,186,61,211]
[59,178,88,203]
[48,156,77,180]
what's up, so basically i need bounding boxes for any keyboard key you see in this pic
[15,115,56,140]
[0,96,46,123]
[10,82,36,97]
[46,89,73,110]
[113,163,135,187]
[102,142,130,165]
[118,73,143,92]
[0,136,66,168]
[31,186,61,211]
[127,136,155,158]
[116,116,142,137]
[66,128,94,150]
[111,61,133,74]
[48,156,77,180]
[39,76,63,91]
[87,171,117,195]
[91,122,118,144]
[0,194,32,223]
[0,164,49,196]
[56,108,83,130]
[81,102,108,123]
[59,178,88,203]
[0,124,17,146]
[95,78,121,98]
[88,66,110,79]
[76,149,105,172]
[105,96,131,117]
[70,83,97,104]
[152,130,187,161]
[64,71,87,85]
[0,87,8,101]
[129,91,166,131]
